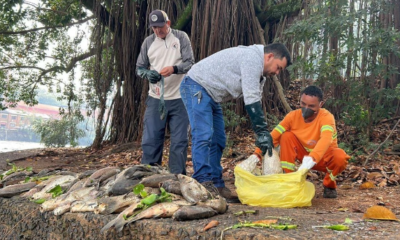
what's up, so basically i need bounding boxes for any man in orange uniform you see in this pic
[270,86,350,198]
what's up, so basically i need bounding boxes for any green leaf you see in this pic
[33,198,46,204]
[141,194,159,206]
[48,185,63,198]
[344,218,353,224]
[25,167,33,172]
[324,224,349,231]
[133,184,145,195]
[24,176,31,183]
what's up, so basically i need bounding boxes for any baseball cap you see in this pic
[149,10,169,27]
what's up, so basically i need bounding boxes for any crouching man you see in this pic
[271,85,350,198]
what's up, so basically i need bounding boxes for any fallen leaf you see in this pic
[252,219,278,225]
[203,220,219,231]
[359,181,375,189]
[368,226,378,231]
[378,179,387,188]
[367,172,383,180]
[337,208,348,212]
[363,206,399,221]
[340,184,353,190]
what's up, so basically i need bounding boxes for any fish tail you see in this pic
[100,218,117,233]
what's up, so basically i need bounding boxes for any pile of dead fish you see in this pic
[0,165,227,232]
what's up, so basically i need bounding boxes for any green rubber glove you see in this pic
[137,67,161,84]
[245,101,273,157]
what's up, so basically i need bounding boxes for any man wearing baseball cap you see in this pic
[136,10,195,175]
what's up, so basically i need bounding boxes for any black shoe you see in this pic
[200,181,220,198]
[217,187,241,203]
[323,186,337,198]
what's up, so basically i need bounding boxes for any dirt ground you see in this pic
[1,140,400,239]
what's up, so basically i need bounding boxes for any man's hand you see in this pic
[255,132,273,157]
[298,156,316,171]
[160,66,174,77]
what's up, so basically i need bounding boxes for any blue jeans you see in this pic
[180,76,226,187]
[141,96,189,174]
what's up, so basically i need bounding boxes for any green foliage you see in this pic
[0,162,32,180]
[32,115,85,147]
[283,0,400,143]
[127,183,172,220]
[48,184,63,198]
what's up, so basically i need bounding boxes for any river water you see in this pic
[0,141,46,153]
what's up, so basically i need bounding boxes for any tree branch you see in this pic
[0,66,46,71]
[0,16,94,35]
[1,41,112,82]
[173,0,193,30]
[255,0,303,27]
[363,118,400,166]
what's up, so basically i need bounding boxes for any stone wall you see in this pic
[0,197,248,240]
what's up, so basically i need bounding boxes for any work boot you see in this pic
[217,187,241,203]
[323,186,337,198]
[200,181,220,198]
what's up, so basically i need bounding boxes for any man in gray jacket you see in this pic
[180,43,291,202]
[136,10,194,174]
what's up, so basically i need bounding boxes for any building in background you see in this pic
[0,102,60,141]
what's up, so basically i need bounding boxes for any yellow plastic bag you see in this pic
[234,166,315,208]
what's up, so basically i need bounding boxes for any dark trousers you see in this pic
[141,96,189,174]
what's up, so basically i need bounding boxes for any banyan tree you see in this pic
[85,0,302,148]
[1,0,399,149]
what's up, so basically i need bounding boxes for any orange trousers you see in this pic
[280,132,350,189]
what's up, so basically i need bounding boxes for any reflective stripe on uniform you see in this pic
[304,146,313,152]
[274,125,286,134]
[321,125,334,133]
[281,161,296,171]
[332,132,337,139]
[326,167,336,181]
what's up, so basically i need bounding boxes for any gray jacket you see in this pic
[187,44,266,105]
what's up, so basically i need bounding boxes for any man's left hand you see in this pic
[160,66,174,77]
[298,156,316,171]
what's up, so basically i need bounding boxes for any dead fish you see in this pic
[160,179,182,195]
[197,196,227,214]
[40,197,71,212]
[20,187,40,198]
[109,178,140,195]
[77,169,97,179]
[58,171,78,177]
[172,206,217,221]
[32,175,76,200]
[144,187,161,195]
[101,201,142,233]
[65,180,85,195]
[172,199,194,206]
[98,175,117,197]
[53,202,72,216]
[125,202,181,225]
[1,171,33,186]
[109,168,140,195]
[70,200,98,213]
[95,193,140,215]
[177,174,209,204]
[262,148,282,175]
[84,167,120,187]
[0,182,37,198]
[40,187,97,212]
[139,174,177,188]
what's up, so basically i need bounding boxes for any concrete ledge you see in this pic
[2,197,398,240]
